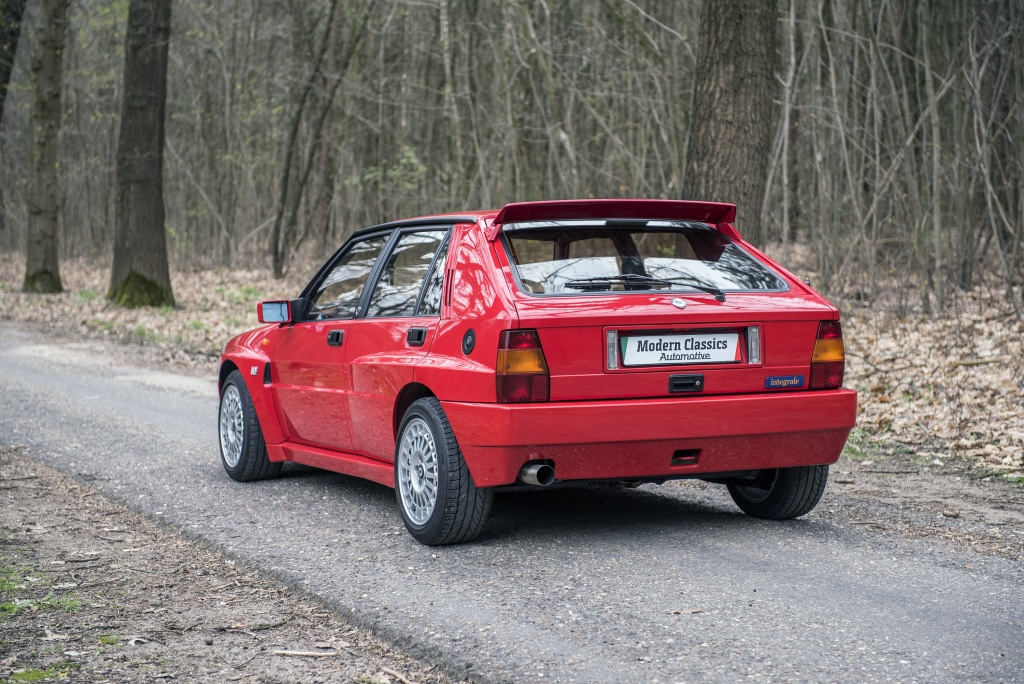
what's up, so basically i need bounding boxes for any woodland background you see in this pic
[0,0,1020,316]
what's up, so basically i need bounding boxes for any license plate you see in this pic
[621,332,740,366]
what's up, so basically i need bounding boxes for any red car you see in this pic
[218,200,857,545]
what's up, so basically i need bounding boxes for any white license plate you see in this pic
[621,332,740,366]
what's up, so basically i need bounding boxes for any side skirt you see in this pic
[267,443,395,488]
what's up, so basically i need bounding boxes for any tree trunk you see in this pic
[0,0,26,122]
[0,0,27,238]
[686,0,778,245]
[22,0,69,293]
[108,0,175,308]
[269,0,339,278]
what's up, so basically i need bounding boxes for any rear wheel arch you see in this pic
[394,396,493,545]
[394,382,436,438]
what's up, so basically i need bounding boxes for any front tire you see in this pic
[727,465,828,520]
[395,398,492,545]
[218,370,282,482]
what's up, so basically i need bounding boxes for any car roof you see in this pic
[348,200,742,244]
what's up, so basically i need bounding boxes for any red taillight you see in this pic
[496,329,549,403]
[810,320,845,389]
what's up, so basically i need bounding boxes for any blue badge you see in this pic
[765,375,804,389]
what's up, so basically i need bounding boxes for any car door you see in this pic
[272,232,391,451]
[343,227,451,461]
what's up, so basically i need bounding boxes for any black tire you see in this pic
[218,370,282,482]
[394,397,492,545]
[727,465,828,520]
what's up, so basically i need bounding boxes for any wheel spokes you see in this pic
[398,417,439,526]
[219,386,244,468]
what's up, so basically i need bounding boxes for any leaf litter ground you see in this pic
[0,447,457,684]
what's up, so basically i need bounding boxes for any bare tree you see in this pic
[0,0,26,121]
[108,0,175,307]
[686,0,778,245]
[1,0,1020,314]
[0,0,27,238]
[22,0,69,293]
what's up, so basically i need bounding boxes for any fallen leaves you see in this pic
[843,289,1024,479]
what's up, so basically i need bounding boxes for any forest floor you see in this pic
[0,446,458,684]
[1,252,1023,682]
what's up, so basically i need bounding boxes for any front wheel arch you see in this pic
[218,360,239,393]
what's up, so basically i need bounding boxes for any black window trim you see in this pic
[360,224,454,320]
[412,231,452,317]
[296,214,472,303]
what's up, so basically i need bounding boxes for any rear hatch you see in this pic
[493,211,836,401]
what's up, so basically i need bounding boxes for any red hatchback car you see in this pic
[218,200,857,545]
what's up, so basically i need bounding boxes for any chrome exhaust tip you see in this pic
[519,462,555,487]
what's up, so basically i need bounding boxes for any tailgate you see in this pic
[516,294,835,401]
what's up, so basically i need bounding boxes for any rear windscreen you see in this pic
[502,222,788,295]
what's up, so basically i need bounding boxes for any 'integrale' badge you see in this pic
[765,375,804,389]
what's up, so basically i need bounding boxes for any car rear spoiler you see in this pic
[487,199,741,241]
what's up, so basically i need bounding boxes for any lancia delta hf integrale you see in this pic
[218,200,858,545]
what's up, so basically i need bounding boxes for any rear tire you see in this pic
[395,398,492,545]
[727,465,828,520]
[218,370,282,482]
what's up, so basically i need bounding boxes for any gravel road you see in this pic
[1,323,1022,683]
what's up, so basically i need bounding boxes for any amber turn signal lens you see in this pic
[812,338,845,362]
[497,348,548,374]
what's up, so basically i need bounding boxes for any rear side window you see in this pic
[504,222,787,295]
[365,229,448,318]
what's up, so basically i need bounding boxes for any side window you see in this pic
[309,235,389,319]
[417,239,449,316]
[365,229,448,318]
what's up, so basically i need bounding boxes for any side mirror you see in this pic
[257,298,307,324]
[257,300,291,324]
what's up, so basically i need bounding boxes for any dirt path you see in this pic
[1,446,458,684]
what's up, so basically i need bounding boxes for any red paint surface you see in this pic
[220,201,858,489]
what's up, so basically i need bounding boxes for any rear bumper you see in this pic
[442,389,857,487]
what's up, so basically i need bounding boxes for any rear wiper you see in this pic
[564,274,726,301]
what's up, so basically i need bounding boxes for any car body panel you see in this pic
[270,320,354,450]
[219,200,857,495]
[345,315,439,460]
[266,441,394,486]
[442,389,857,486]
[220,327,286,445]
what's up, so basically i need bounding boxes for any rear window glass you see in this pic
[503,222,787,295]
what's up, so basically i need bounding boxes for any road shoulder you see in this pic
[0,446,459,684]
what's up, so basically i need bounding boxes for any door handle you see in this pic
[327,330,344,346]
[407,327,427,347]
